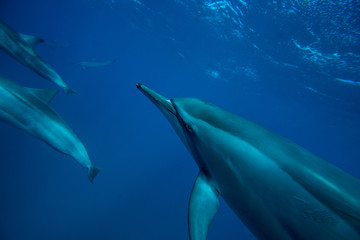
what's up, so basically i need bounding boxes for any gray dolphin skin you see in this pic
[0,76,100,183]
[76,59,116,69]
[0,19,75,94]
[136,83,360,240]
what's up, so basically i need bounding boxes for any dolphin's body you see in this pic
[76,59,116,69]
[137,84,360,240]
[0,19,75,94]
[0,76,99,182]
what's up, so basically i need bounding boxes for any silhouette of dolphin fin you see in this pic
[19,33,45,47]
[26,87,58,104]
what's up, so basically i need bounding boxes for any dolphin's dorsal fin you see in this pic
[26,88,59,103]
[188,172,219,240]
[19,33,45,47]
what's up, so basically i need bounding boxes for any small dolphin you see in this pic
[44,41,70,49]
[76,59,116,69]
[0,19,75,94]
[0,76,100,182]
[137,83,360,240]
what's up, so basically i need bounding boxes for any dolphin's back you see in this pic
[173,97,360,233]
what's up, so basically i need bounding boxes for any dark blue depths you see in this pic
[0,0,359,240]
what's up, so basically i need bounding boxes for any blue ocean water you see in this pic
[0,0,359,239]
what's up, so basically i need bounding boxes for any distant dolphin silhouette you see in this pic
[137,83,360,240]
[44,41,70,49]
[76,59,116,69]
[0,19,75,94]
[0,76,100,182]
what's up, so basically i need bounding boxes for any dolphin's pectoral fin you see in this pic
[188,171,219,240]
[19,33,45,47]
[26,88,59,103]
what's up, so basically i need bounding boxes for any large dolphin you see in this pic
[0,19,75,94]
[136,83,360,240]
[0,76,100,182]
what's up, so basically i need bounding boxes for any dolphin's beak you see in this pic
[136,83,190,152]
[136,83,176,116]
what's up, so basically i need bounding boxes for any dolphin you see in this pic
[0,76,100,182]
[136,83,360,240]
[76,59,116,69]
[0,19,75,94]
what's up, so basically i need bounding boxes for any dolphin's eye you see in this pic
[185,123,193,133]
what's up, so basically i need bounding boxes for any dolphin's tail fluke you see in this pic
[88,166,101,183]
[64,86,77,95]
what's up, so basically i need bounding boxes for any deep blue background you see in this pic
[0,0,359,239]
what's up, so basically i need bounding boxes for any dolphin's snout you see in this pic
[136,83,143,90]
[136,83,176,116]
